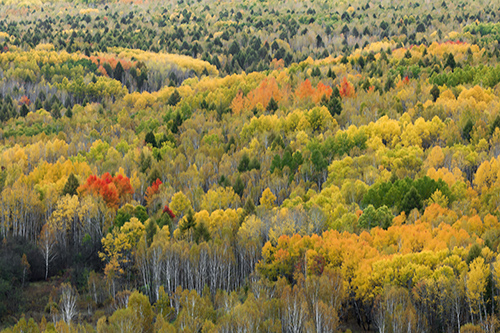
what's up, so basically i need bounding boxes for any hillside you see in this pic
[1,0,500,332]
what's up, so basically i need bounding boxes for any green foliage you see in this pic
[62,173,79,197]
[233,175,245,197]
[362,176,453,214]
[430,84,440,102]
[358,205,393,230]
[168,90,181,106]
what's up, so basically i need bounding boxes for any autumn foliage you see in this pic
[144,178,162,206]
[338,77,356,98]
[78,173,134,208]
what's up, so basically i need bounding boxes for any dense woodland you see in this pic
[1,0,500,332]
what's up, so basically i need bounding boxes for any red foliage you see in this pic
[78,173,134,208]
[396,76,410,89]
[163,206,176,219]
[338,77,356,98]
[444,40,465,45]
[145,178,162,206]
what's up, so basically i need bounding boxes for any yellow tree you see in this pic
[466,257,489,324]
[260,188,277,210]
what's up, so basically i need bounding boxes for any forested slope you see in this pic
[1,0,500,332]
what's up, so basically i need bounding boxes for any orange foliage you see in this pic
[18,95,30,106]
[295,79,333,104]
[270,58,285,70]
[396,76,410,89]
[230,90,245,115]
[88,55,135,73]
[97,65,108,77]
[78,173,134,209]
[338,77,355,98]
[243,77,283,111]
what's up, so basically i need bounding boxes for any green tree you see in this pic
[463,119,473,142]
[62,173,79,196]
[401,186,422,214]
[430,84,440,102]
[145,131,157,148]
[490,115,500,136]
[194,222,211,243]
[445,53,456,70]
[168,90,181,106]
[145,219,157,247]
[266,97,278,112]
[238,153,250,172]
[20,104,29,117]
[233,174,245,197]
[324,95,342,116]
[179,209,196,240]
[114,61,124,83]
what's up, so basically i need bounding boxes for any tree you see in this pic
[260,188,276,209]
[401,186,422,214]
[62,173,79,197]
[145,131,157,148]
[233,174,245,197]
[238,153,250,172]
[168,90,181,106]
[21,254,29,287]
[179,209,196,241]
[324,95,342,116]
[490,115,500,136]
[445,53,456,70]
[127,291,154,333]
[38,223,57,280]
[463,119,473,142]
[60,283,77,327]
[266,97,278,113]
[20,104,29,117]
[431,85,440,102]
[194,221,211,243]
[327,67,336,80]
[114,61,124,82]
[145,219,158,247]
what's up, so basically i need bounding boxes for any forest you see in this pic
[0,0,500,331]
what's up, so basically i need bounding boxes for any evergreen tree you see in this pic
[145,131,157,148]
[462,119,473,142]
[114,61,124,82]
[194,222,211,244]
[401,186,422,215]
[145,219,157,247]
[20,104,29,117]
[430,84,440,102]
[233,174,245,197]
[62,173,79,196]
[168,90,181,106]
[238,153,250,172]
[266,97,278,113]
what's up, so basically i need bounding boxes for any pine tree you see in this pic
[233,175,245,197]
[266,97,278,113]
[20,104,29,117]
[430,85,440,102]
[168,90,181,106]
[62,173,79,196]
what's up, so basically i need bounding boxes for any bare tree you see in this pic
[60,283,78,327]
[38,223,57,280]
